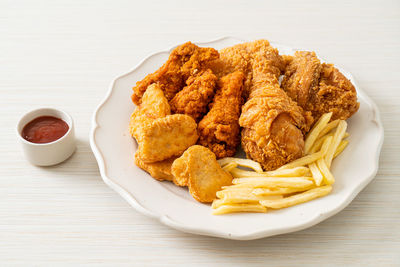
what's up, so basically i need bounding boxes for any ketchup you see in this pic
[22,116,69,144]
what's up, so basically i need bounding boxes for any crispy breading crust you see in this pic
[239,44,313,171]
[137,114,198,163]
[135,154,176,181]
[282,51,359,121]
[171,145,233,203]
[129,83,171,140]
[198,71,245,158]
[131,42,219,105]
[170,69,217,121]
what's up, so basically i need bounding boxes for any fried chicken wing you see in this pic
[171,145,233,203]
[136,114,198,163]
[131,42,219,105]
[282,51,359,121]
[239,45,313,171]
[134,153,176,181]
[198,71,245,158]
[170,69,218,121]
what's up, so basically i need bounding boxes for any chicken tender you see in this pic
[198,71,245,158]
[136,114,198,163]
[134,153,176,181]
[129,83,171,140]
[171,145,233,203]
[170,69,217,121]
[131,42,219,105]
[282,51,359,121]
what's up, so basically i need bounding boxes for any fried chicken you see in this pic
[198,71,245,158]
[135,114,198,163]
[135,153,176,181]
[282,51,359,121]
[170,69,218,121]
[131,42,219,105]
[129,83,171,140]
[239,46,313,171]
[171,145,233,203]
[209,40,285,98]
[129,83,198,163]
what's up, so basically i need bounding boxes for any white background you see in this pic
[1,0,399,266]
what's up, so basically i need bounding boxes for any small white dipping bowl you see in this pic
[17,108,76,166]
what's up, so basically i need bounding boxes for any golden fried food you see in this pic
[170,69,217,121]
[129,83,171,140]
[171,145,233,203]
[131,42,219,105]
[210,40,285,97]
[282,51,359,121]
[135,153,176,181]
[239,48,313,171]
[198,71,245,158]
[315,63,359,120]
[136,114,198,163]
[281,51,322,108]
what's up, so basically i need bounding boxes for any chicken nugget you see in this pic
[171,145,233,203]
[134,153,176,181]
[129,83,171,140]
[137,114,198,163]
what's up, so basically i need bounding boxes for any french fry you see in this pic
[229,167,310,178]
[216,187,254,199]
[213,194,282,207]
[309,162,324,186]
[218,157,263,173]
[334,140,349,159]
[252,186,315,196]
[317,158,335,185]
[264,167,311,177]
[317,119,338,137]
[304,112,332,154]
[325,120,347,168]
[260,186,332,209]
[277,151,324,170]
[229,168,269,178]
[232,177,314,188]
[212,203,267,215]
[222,162,238,172]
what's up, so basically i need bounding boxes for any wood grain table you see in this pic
[1,0,399,266]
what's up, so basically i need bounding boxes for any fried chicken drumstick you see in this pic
[131,42,219,105]
[238,42,313,171]
[282,51,359,121]
[198,71,245,158]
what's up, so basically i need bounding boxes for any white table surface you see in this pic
[1,0,399,266]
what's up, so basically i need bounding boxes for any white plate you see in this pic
[90,37,384,240]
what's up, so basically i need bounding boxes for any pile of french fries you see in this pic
[213,112,349,215]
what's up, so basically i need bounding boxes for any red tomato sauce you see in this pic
[22,116,69,144]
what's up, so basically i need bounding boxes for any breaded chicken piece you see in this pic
[136,114,198,163]
[170,69,218,121]
[209,40,285,97]
[134,153,176,181]
[313,63,359,120]
[131,42,219,105]
[129,83,171,140]
[240,51,313,171]
[171,145,233,203]
[281,51,322,108]
[198,71,245,158]
[282,51,359,121]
